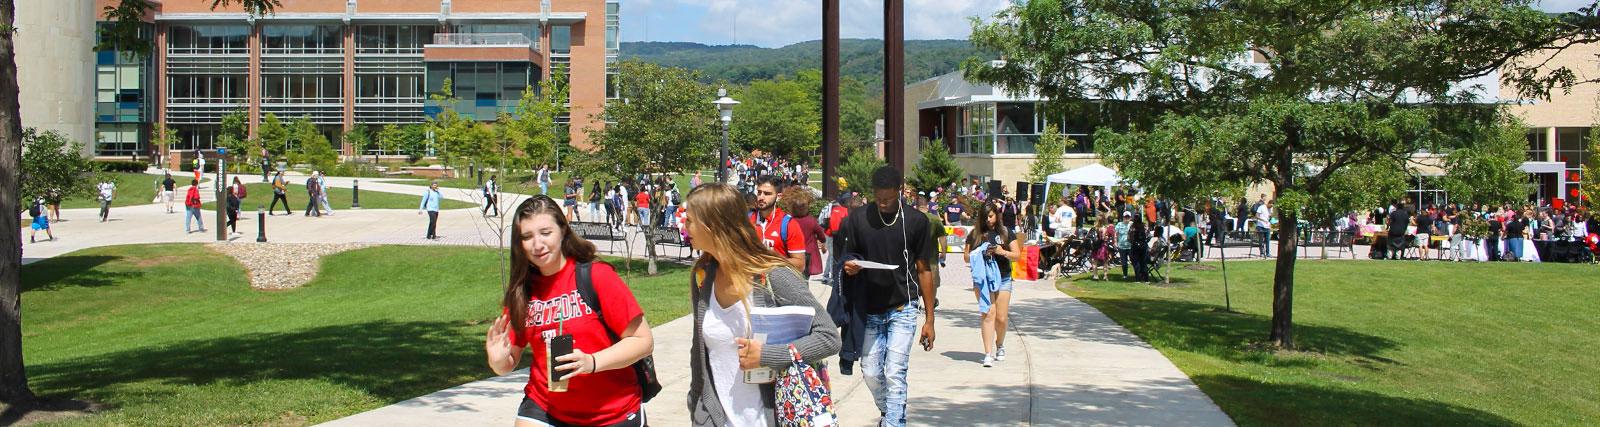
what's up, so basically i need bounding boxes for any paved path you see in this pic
[21,171,1234,426]
[324,257,1234,427]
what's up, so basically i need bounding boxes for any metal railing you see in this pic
[431,33,532,46]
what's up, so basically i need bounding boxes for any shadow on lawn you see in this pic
[20,256,136,292]
[1072,296,1401,368]
[27,320,486,409]
[1190,374,1518,426]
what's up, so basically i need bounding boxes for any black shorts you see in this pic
[517,397,646,427]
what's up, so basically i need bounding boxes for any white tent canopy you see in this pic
[1045,163,1124,187]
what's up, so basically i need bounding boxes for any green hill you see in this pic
[619,39,994,92]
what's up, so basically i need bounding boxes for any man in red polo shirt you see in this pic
[750,175,807,271]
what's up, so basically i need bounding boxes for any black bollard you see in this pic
[352,179,361,209]
[256,205,267,242]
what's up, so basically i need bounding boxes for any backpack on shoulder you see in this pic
[572,262,663,402]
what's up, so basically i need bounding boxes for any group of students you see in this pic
[1372,200,1599,261]
[488,166,945,427]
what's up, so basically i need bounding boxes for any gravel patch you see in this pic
[207,242,373,290]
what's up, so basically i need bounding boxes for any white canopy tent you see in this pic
[1037,163,1129,239]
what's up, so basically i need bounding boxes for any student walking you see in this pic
[684,183,840,426]
[162,172,177,214]
[966,201,1019,367]
[28,196,53,243]
[269,171,291,215]
[831,166,937,427]
[588,181,603,221]
[419,181,442,240]
[483,175,500,217]
[184,179,205,233]
[304,174,323,217]
[226,177,246,235]
[484,195,655,427]
[317,171,334,216]
[96,179,116,222]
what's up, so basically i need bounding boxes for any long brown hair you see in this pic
[504,195,598,330]
[685,183,791,299]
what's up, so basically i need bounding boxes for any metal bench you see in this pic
[652,226,693,259]
[1208,230,1269,258]
[571,221,622,252]
[1299,230,1357,259]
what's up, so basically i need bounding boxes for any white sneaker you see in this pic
[996,346,1007,361]
[982,354,994,367]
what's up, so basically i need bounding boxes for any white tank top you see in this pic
[701,282,768,427]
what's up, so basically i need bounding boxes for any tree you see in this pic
[216,109,250,170]
[966,0,1600,348]
[578,60,717,275]
[731,76,818,159]
[796,68,879,148]
[909,139,962,192]
[343,124,372,163]
[5,0,284,406]
[20,128,101,203]
[1441,115,1535,207]
[1026,124,1072,184]
[838,145,885,195]
[150,122,178,166]
[257,112,288,157]
[499,76,569,172]
[1585,124,1600,206]
[427,77,469,167]
[290,116,336,172]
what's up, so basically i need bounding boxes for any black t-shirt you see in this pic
[1415,214,1434,232]
[1387,209,1410,235]
[1488,219,1502,239]
[1504,220,1526,239]
[162,177,175,191]
[944,204,963,223]
[986,229,1014,278]
[1001,202,1018,228]
[839,203,934,314]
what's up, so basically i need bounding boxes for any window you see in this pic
[263,25,344,55]
[1527,130,1549,162]
[957,103,995,154]
[167,75,245,103]
[167,25,249,55]
[551,25,571,54]
[94,123,143,156]
[606,2,620,51]
[356,25,437,54]
[424,62,532,119]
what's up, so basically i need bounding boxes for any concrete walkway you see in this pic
[21,172,1234,426]
[323,257,1234,427]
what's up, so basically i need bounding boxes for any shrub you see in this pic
[96,160,147,173]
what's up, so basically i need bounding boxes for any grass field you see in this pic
[1060,260,1600,426]
[200,182,474,211]
[57,173,210,210]
[16,244,691,426]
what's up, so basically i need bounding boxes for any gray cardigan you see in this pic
[688,262,841,427]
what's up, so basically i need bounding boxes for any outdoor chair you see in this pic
[652,225,693,259]
[571,221,623,252]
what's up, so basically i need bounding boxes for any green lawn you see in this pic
[58,173,210,210]
[1060,260,1600,426]
[200,182,474,211]
[17,244,691,426]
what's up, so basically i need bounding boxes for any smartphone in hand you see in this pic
[547,334,575,392]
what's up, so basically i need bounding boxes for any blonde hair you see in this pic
[686,183,791,299]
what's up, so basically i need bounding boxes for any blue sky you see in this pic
[618,0,1597,48]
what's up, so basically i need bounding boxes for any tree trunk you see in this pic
[642,207,658,276]
[1269,205,1300,349]
[0,0,36,404]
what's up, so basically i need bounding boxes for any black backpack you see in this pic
[572,262,663,402]
[28,199,41,218]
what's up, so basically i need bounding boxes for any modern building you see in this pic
[904,44,1598,206]
[18,0,97,155]
[92,0,619,165]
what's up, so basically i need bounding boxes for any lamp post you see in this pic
[215,148,227,242]
[712,88,740,184]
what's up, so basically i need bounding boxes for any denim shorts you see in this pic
[995,277,1014,293]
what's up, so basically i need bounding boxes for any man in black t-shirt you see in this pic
[1503,216,1528,261]
[1386,202,1411,260]
[835,166,936,427]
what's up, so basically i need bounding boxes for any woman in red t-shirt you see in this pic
[486,195,656,427]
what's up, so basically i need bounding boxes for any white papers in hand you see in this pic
[749,305,816,346]
[851,260,900,270]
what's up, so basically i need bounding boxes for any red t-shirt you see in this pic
[634,191,650,209]
[750,207,806,257]
[825,205,850,236]
[507,259,644,425]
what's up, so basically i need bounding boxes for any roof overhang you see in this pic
[1520,161,1566,174]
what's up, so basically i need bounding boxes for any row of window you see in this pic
[168,24,575,54]
[263,25,343,54]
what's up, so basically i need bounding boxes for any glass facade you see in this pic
[551,25,572,55]
[1556,127,1589,203]
[262,25,343,54]
[166,24,249,55]
[356,25,437,54]
[955,101,1103,155]
[424,62,533,120]
[455,23,537,47]
[95,23,152,156]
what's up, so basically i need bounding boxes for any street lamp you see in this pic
[712,87,740,184]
